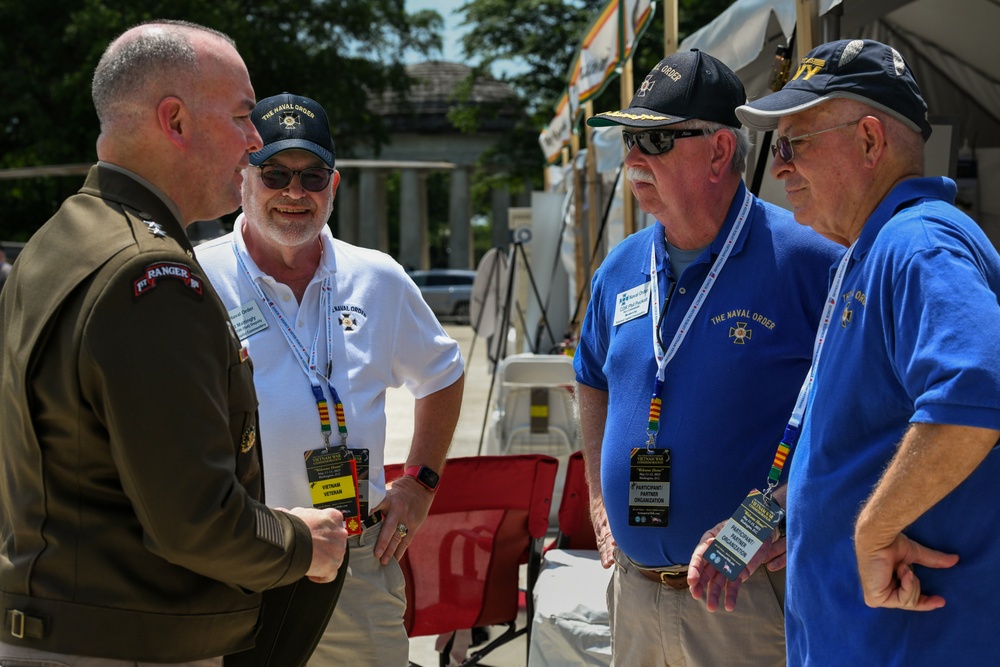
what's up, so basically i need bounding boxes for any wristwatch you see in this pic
[404,465,440,491]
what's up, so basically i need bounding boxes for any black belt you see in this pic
[361,509,384,530]
[5,609,45,640]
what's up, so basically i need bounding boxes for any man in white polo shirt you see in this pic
[198,92,465,666]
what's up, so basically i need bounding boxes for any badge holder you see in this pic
[702,428,792,581]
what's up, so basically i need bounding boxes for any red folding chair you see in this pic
[548,450,598,552]
[386,454,558,666]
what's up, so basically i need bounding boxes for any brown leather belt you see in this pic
[636,566,690,590]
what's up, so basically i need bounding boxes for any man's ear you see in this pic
[858,116,886,168]
[708,128,735,182]
[156,96,188,150]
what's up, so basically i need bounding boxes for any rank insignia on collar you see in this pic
[143,220,166,237]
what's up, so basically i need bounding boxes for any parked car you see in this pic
[408,269,476,325]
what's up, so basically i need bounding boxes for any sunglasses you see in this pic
[257,164,335,192]
[770,118,864,163]
[622,128,707,156]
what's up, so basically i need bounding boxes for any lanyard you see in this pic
[764,240,858,496]
[233,241,348,449]
[646,189,752,445]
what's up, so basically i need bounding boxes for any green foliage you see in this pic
[446,0,737,229]
[0,0,441,240]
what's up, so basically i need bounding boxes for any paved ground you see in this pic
[385,324,530,666]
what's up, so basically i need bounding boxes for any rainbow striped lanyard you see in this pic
[646,189,752,448]
[234,242,348,449]
[763,240,857,497]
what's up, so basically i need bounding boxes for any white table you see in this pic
[529,549,613,667]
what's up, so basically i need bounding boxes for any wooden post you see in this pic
[663,0,679,56]
[571,131,586,321]
[795,0,818,60]
[621,59,635,237]
[585,101,600,287]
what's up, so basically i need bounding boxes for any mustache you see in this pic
[626,166,654,183]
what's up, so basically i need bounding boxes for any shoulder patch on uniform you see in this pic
[133,262,204,299]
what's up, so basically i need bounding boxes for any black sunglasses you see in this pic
[622,128,707,156]
[257,164,334,192]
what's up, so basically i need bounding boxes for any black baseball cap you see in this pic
[736,39,932,140]
[250,92,336,167]
[588,49,745,129]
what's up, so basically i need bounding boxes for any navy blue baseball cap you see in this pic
[250,92,336,167]
[737,39,932,140]
[588,49,745,129]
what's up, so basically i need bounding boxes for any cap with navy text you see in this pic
[736,39,932,140]
[250,92,336,167]
[588,49,745,129]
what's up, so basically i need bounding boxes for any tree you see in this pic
[450,0,738,203]
[0,0,442,240]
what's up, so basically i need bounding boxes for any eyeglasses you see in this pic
[622,128,708,156]
[256,164,335,192]
[771,118,865,163]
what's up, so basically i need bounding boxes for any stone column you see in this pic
[490,182,510,251]
[448,167,472,269]
[399,168,429,270]
[358,169,389,252]
[334,172,359,244]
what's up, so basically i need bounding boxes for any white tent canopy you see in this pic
[678,0,1000,242]
[680,0,1000,149]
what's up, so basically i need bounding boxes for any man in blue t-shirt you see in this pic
[574,50,840,667]
[731,39,1000,664]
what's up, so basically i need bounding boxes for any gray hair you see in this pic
[92,20,234,127]
[684,119,751,174]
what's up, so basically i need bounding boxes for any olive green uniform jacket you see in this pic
[0,165,312,659]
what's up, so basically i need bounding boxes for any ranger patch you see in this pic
[133,262,203,299]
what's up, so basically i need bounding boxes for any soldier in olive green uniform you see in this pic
[0,21,347,664]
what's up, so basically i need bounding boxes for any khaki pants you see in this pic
[0,646,220,667]
[307,522,409,667]
[609,551,785,667]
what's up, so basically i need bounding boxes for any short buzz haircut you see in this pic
[683,119,752,174]
[91,20,235,127]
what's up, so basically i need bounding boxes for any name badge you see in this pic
[628,447,670,527]
[702,489,784,581]
[304,445,363,534]
[228,300,269,340]
[614,282,651,326]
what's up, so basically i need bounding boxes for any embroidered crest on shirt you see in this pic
[333,305,366,332]
[729,322,753,344]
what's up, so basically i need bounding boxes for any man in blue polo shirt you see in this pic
[734,39,1000,664]
[574,50,840,666]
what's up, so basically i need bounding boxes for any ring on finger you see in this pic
[396,523,408,538]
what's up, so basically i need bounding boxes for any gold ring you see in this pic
[396,523,408,538]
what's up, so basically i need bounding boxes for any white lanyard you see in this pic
[649,189,752,381]
[232,241,348,448]
[788,240,858,429]
[764,240,857,492]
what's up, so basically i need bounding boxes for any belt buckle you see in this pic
[10,609,25,639]
[658,570,685,584]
